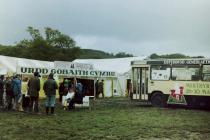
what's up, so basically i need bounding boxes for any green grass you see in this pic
[0,98,210,140]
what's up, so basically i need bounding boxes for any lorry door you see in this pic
[132,67,149,100]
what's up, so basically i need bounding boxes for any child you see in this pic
[63,88,75,110]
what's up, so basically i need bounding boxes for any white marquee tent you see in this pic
[73,56,145,96]
[0,55,145,97]
[0,55,54,75]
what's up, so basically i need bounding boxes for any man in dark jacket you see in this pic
[5,76,13,110]
[43,73,58,115]
[58,81,65,103]
[0,75,4,107]
[28,72,40,113]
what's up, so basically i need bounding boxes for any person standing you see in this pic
[74,79,83,104]
[67,87,75,110]
[43,73,58,115]
[95,80,99,98]
[0,75,4,107]
[98,79,104,98]
[12,74,23,111]
[63,79,69,95]
[58,81,65,103]
[127,79,133,99]
[5,76,14,110]
[27,72,40,113]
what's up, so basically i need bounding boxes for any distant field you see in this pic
[0,98,209,140]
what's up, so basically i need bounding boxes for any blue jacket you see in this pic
[12,78,22,96]
[76,82,83,94]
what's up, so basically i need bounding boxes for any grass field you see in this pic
[0,98,210,140]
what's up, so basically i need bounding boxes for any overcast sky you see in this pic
[0,0,210,57]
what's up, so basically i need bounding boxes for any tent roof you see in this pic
[0,55,54,74]
[17,57,54,68]
[73,56,145,74]
[0,55,145,75]
[0,55,18,73]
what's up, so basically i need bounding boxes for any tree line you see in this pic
[149,53,204,59]
[0,27,133,61]
[0,27,204,61]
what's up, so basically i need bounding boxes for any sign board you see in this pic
[146,59,210,65]
[17,67,116,78]
[54,61,94,71]
[151,70,170,80]
[167,84,187,105]
[164,59,210,65]
[185,83,210,95]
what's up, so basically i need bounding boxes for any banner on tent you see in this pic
[54,61,94,71]
[17,67,116,77]
[0,68,7,75]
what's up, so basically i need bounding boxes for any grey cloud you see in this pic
[0,0,210,57]
[74,35,210,57]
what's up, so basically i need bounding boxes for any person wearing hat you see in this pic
[43,73,58,115]
[12,74,23,111]
[27,71,41,113]
[63,79,69,95]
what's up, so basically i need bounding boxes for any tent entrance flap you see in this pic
[132,67,148,100]
[64,78,94,96]
[80,79,94,96]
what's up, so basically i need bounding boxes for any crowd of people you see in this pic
[0,72,87,115]
[59,78,84,110]
[0,74,23,111]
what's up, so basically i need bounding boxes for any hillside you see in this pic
[0,45,133,61]
[0,27,134,61]
[78,49,115,59]
[0,27,204,61]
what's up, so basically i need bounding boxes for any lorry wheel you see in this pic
[151,92,165,107]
